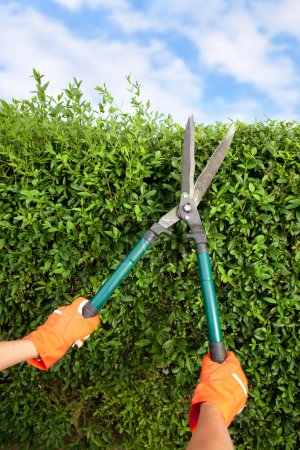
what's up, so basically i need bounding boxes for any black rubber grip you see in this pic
[143,223,172,243]
[82,301,99,318]
[209,342,226,363]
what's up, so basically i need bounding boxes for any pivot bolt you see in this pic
[184,204,192,212]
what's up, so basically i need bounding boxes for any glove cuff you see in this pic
[189,384,230,431]
[23,327,67,370]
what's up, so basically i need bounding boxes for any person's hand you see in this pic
[23,297,99,370]
[189,351,248,431]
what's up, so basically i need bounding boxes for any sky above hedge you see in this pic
[1,0,300,124]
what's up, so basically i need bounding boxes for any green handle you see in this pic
[82,223,169,317]
[197,252,226,362]
[89,237,152,311]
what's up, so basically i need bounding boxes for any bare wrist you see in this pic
[200,402,222,415]
[23,339,39,358]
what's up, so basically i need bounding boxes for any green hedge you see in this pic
[0,72,299,449]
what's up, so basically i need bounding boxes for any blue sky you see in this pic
[0,0,300,124]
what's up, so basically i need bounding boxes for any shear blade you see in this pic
[158,205,179,229]
[181,114,195,198]
[193,124,236,206]
[158,121,236,230]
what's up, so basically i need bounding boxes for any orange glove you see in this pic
[189,351,248,431]
[23,297,99,370]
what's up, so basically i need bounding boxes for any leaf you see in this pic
[107,340,122,347]
[286,197,300,209]
[134,204,141,215]
[67,220,74,231]
[264,297,277,304]
[44,260,51,271]
[135,339,152,347]
[163,339,175,349]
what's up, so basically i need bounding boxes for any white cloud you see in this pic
[186,4,300,112]
[109,8,156,33]
[253,0,300,41]
[1,0,300,124]
[102,0,300,118]
[204,96,267,124]
[51,0,126,13]
[0,3,201,124]
[192,11,298,101]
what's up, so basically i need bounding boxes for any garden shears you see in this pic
[83,115,235,363]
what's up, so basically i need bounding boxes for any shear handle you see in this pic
[82,224,170,316]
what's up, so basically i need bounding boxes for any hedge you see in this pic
[0,71,299,449]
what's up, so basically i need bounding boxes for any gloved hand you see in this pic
[189,351,248,431]
[23,297,99,370]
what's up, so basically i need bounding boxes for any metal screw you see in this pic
[183,192,188,198]
[184,204,192,212]
[185,215,190,220]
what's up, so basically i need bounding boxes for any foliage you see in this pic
[0,71,299,449]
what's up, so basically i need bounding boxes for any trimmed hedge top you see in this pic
[0,72,299,449]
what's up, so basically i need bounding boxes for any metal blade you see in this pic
[181,115,195,198]
[193,124,236,206]
[158,206,180,229]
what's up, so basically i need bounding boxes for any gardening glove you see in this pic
[189,351,248,431]
[23,297,99,370]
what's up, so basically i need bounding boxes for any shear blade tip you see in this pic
[187,114,194,124]
[228,123,236,136]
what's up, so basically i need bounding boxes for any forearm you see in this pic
[186,402,234,450]
[0,340,38,371]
